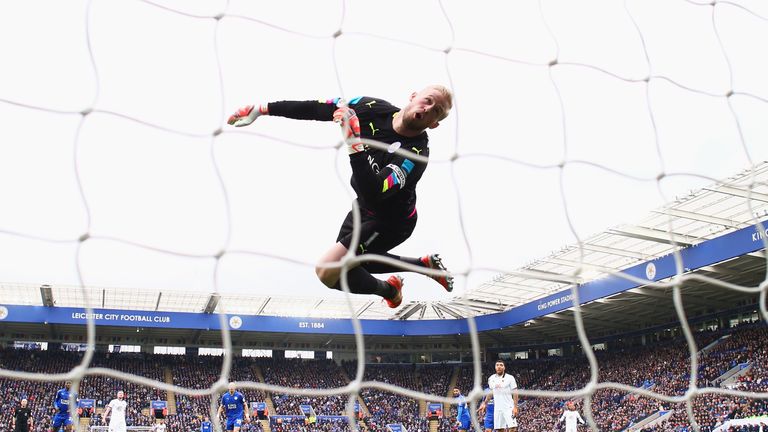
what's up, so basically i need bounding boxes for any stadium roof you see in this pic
[1,162,767,327]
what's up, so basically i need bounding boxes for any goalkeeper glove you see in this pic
[333,106,364,154]
[227,104,268,127]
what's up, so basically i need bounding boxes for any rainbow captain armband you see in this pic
[320,97,362,105]
[382,159,414,192]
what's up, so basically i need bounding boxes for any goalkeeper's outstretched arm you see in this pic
[227,100,341,126]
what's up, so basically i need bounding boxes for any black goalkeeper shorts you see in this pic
[336,208,417,255]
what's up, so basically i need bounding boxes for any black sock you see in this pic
[362,253,423,274]
[332,267,396,299]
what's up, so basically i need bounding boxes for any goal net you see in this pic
[0,0,767,431]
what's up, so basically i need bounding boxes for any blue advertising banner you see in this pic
[79,399,95,409]
[387,425,405,432]
[270,416,305,423]
[151,401,167,410]
[299,405,313,416]
[0,220,764,336]
[427,403,442,412]
[253,402,266,411]
[472,218,768,331]
[317,416,348,422]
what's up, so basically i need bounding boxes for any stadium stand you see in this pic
[0,322,766,432]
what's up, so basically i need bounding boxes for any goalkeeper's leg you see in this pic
[316,242,402,307]
[363,253,454,292]
[330,210,454,292]
[315,212,415,306]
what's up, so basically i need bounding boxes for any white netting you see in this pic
[1,0,768,431]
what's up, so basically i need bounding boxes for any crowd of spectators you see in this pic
[170,356,266,432]
[1,323,766,432]
[447,326,766,432]
[260,359,348,416]
[699,327,768,386]
[0,349,81,432]
[0,350,167,432]
[341,364,422,431]
[418,364,453,398]
[84,353,166,427]
[270,418,349,432]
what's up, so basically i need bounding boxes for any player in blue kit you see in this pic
[51,381,77,432]
[482,392,495,432]
[201,416,212,432]
[218,383,249,432]
[452,387,471,431]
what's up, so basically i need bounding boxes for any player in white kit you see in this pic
[153,420,166,432]
[103,391,128,432]
[480,360,518,431]
[557,402,584,432]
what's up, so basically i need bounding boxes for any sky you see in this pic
[0,0,767,307]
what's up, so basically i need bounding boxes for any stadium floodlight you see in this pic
[203,293,220,314]
[40,284,53,307]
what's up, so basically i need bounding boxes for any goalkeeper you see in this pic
[228,86,454,307]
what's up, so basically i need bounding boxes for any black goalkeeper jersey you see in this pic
[268,96,429,218]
